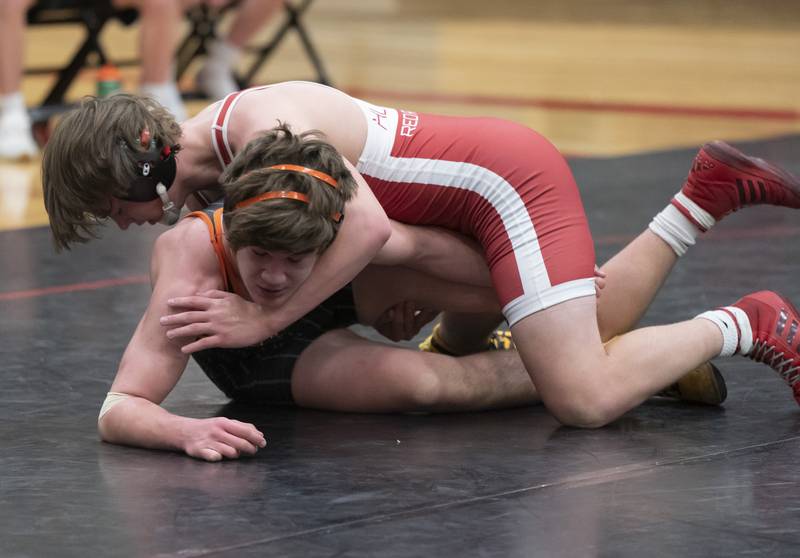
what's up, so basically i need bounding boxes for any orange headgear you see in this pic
[234,165,343,223]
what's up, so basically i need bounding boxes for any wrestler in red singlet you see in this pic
[211,88,596,327]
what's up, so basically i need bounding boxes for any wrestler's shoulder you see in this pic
[154,217,216,261]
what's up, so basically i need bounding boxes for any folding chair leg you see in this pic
[242,0,331,87]
[290,3,332,85]
[175,6,218,81]
[42,31,108,107]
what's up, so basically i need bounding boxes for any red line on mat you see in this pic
[0,275,149,301]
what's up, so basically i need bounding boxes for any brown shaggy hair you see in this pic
[222,123,357,254]
[42,94,182,251]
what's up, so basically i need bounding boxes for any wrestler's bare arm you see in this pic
[97,220,266,461]
[375,222,494,287]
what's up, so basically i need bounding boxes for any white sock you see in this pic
[0,91,27,115]
[140,81,187,122]
[648,203,702,257]
[207,39,241,68]
[696,307,754,357]
[196,40,241,100]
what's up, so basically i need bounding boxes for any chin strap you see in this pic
[157,183,180,225]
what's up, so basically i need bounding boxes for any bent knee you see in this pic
[545,394,621,429]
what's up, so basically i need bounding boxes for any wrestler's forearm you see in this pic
[98,396,187,452]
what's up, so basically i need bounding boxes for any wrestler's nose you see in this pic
[111,214,132,230]
[260,266,287,288]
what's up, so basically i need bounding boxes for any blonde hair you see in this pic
[222,123,356,254]
[42,94,182,251]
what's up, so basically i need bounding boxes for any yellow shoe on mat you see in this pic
[604,336,727,406]
[419,323,515,356]
[657,361,728,406]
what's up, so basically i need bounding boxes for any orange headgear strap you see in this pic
[267,164,339,189]
[235,191,310,209]
[233,164,343,222]
[234,191,343,223]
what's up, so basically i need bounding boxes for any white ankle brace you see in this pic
[696,307,754,357]
[649,203,701,257]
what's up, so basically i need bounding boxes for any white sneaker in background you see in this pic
[140,81,188,122]
[195,63,239,101]
[195,40,241,100]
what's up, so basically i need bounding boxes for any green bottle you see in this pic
[96,64,122,97]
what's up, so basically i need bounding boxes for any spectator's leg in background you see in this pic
[0,0,37,159]
[113,0,193,120]
[196,0,284,99]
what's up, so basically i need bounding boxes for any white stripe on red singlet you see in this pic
[352,99,555,318]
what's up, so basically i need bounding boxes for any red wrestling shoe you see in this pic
[671,141,800,231]
[727,291,800,405]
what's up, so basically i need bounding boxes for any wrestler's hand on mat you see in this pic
[180,416,267,462]
[161,290,271,353]
[374,301,439,342]
[594,265,607,297]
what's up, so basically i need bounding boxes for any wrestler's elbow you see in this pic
[97,415,113,442]
[96,391,143,443]
[97,410,117,443]
[97,392,128,442]
[355,207,392,252]
[373,218,392,250]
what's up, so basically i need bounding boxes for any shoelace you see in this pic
[748,339,800,388]
[488,331,515,351]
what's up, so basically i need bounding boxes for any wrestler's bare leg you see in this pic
[291,329,537,413]
[511,296,722,427]
[594,230,677,341]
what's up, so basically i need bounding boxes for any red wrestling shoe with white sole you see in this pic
[726,291,800,405]
[671,141,800,231]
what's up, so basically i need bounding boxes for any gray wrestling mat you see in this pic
[2,136,799,557]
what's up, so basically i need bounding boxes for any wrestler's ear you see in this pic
[139,127,152,147]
